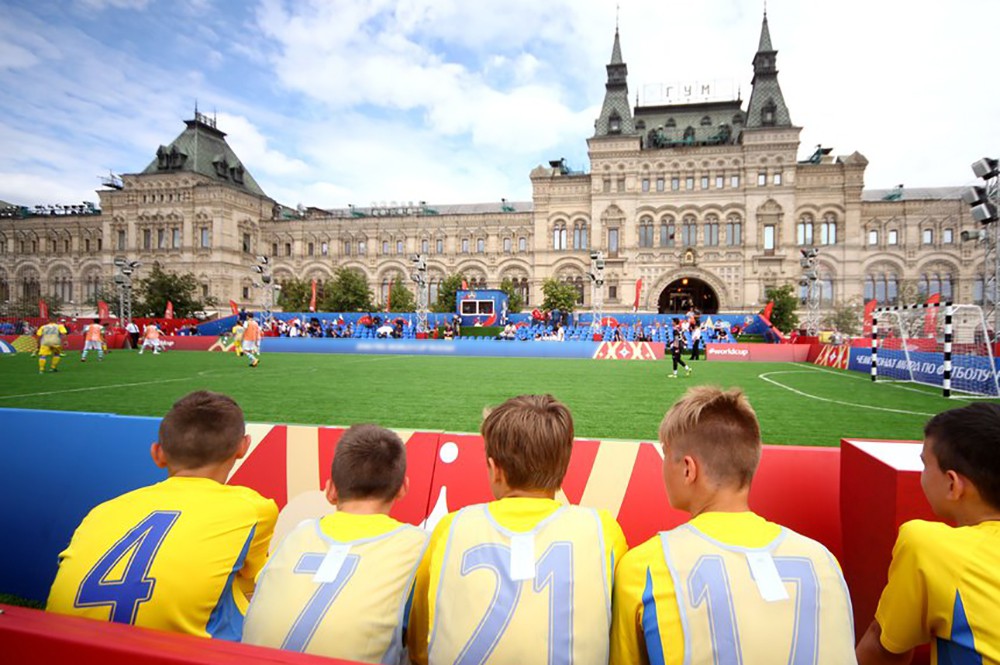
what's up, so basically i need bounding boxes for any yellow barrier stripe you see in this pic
[579,440,641,515]
[286,425,320,499]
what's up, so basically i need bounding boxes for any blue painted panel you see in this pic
[259,337,599,358]
[848,347,1000,395]
[0,409,165,601]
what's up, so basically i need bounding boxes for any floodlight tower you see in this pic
[113,257,141,323]
[251,256,275,317]
[411,254,429,333]
[589,251,606,330]
[799,248,820,336]
[963,158,1000,337]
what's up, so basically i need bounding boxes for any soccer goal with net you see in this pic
[870,302,1000,397]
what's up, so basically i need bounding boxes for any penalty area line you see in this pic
[757,370,936,417]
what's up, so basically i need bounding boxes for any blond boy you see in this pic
[409,394,628,665]
[611,386,856,665]
[47,391,277,640]
[243,425,427,664]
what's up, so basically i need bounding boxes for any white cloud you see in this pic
[74,0,152,10]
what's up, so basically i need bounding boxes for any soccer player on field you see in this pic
[243,424,428,663]
[46,391,277,639]
[610,386,856,665]
[35,318,68,373]
[139,322,162,354]
[231,319,245,356]
[80,318,104,362]
[241,313,261,368]
[857,402,1000,663]
[668,333,691,378]
[408,394,628,665]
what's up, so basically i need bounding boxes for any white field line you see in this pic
[799,363,1000,400]
[757,370,936,417]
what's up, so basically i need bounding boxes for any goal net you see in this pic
[871,303,1000,397]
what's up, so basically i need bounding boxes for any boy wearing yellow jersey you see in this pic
[35,319,68,373]
[409,394,629,665]
[857,403,1000,664]
[243,424,428,663]
[46,391,278,640]
[611,386,855,665]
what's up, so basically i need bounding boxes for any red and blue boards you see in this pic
[456,289,508,327]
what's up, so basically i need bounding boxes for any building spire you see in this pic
[745,9,791,129]
[594,27,634,137]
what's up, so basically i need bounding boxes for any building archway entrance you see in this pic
[658,277,719,314]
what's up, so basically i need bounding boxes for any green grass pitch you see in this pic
[0,350,966,446]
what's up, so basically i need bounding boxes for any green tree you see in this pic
[541,278,579,313]
[822,299,862,336]
[764,283,800,333]
[431,274,465,313]
[320,267,372,312]
[276,278,313,312]
[387,279,416,312]
[133,264,206,318]
[498,278,524,313]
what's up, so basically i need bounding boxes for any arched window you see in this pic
[866,272,900,305]
[552,222,567,251]
[638,217,654,248]
[820,214,838,245]
[726,215,742,246]
[797,215,814,246]
[683,126,695,141]
[704,215,719,246]
[573,221,588,250]
[700,115,712,126]
[660,217,675,247]
[681,216,697,246]
[666,118,676,128]
[477,238,485,253]
[503,237,512,253]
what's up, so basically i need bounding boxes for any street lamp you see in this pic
[963,157,1000,336]
[799,248,820,336]
[410,254,429,333]
[589,251,606,330]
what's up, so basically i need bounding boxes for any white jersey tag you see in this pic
[509,533,536,581]
[745,551,789,602]
[313,543,352,584]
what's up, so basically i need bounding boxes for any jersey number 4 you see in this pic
[74,511,181,624]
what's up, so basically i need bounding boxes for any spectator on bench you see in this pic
[611,386,856,664]
[243,424,427,664]
[857,403,1000,664]
[47,391,277,640]
[408,394,628,665]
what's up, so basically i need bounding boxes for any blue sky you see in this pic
[2,0,998,209]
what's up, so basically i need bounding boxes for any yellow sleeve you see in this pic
[58,325,68,334]
[407,513,455,665]
[874,521,933,653]
[236,494,279,595]
[35,328,42,337]
[610,546,651,665]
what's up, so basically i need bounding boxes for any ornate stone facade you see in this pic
[0,16,980,316]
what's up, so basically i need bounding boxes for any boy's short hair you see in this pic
[331,424,407,501]
[659,386,761,489]
[924,402,1000,508]
[481,394,574,491]
[158,391,246,468]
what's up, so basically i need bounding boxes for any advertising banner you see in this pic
[849,347,1000,395]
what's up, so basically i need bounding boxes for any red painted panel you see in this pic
[0,604,359,665]
[228,426,288,507]
[616,442,687,547]
[389,432,440,527]
[561,439,601,504]
[316,427,346,489]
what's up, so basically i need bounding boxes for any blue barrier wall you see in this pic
[261,338,602,358]
[848,347,1000,395]
[0,409,165,601]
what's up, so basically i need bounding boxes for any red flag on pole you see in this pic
[309,279,317,313]
[924,292,941,335]
[861,299,877,337]
[97,301,110,320]
[38,299,48,319]
[165,301,174,319]
[229,300,239,316]
[762,301,775,321]
[385,278,393,312]
[632,278,643,313]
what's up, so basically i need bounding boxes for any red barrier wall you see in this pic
[1,333,129,350]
